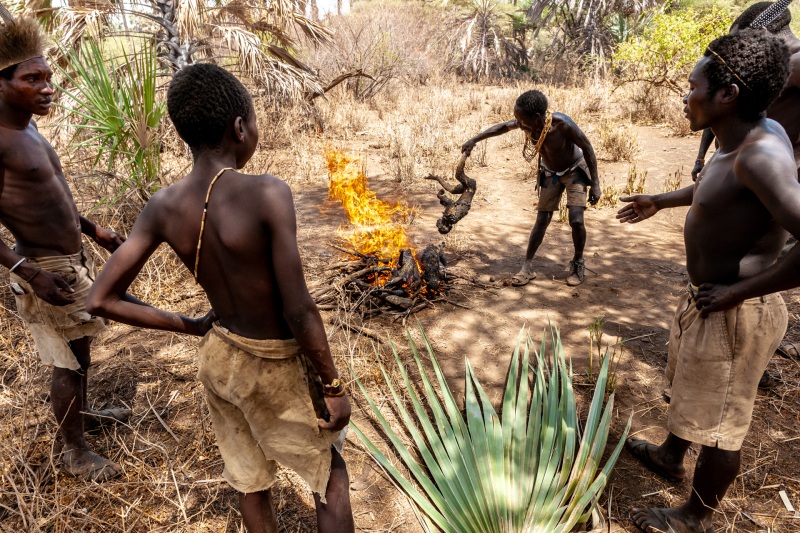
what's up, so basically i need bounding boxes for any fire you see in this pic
[325,148,414,262]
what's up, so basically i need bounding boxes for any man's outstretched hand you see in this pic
[461,139,476,156]
[93,226,125,252]
[617,195,659,223]
[319,394,351,432]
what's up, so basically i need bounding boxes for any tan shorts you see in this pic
[10,249,106,371]
[666,292,787,450]
[537,161,590,212]
[196,323,344,498]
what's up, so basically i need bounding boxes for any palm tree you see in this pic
[51,0,332,99]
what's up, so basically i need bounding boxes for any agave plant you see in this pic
[351,327,629,532]
[56,39,166,203]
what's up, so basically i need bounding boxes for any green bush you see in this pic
[612,4,734,94]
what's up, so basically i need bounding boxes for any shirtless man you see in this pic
[461,90,601,286]
[0,15,126,481]
[617,30,800,532]
[87,64,353,533]
[691,2,800,181]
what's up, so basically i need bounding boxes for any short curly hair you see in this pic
[703,30,789,120]
[515,90,548,117]
[731,2,791,33]
[167,63,253,149]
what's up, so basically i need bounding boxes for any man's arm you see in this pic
[692,129,715,181]
[695,141,800,315]
[0,236,75,305]
[266,180,350,431]
[461,119,518,156]
[86,197,213,336]
[79,216,124,252]
[616,185,694,223]
[562,116,601,204]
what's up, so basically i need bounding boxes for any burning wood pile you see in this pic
[311,149,448,318]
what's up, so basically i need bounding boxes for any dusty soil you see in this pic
[1,121,799,532]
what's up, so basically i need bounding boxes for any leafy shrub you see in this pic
[613,5,733,94]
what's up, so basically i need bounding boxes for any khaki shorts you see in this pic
[666,292,787,450]
[10,249,106,371]
[196,323,344,498]
[536,158,590,212]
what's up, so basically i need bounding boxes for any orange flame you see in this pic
[325,148,414,261]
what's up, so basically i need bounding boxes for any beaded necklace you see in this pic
[522,111,552,163]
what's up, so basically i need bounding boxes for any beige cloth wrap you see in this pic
[10,249,106,371]
[196,323,345,498]
[666,292,787,451]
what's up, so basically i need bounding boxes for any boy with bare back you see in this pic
[86,64,354,533]
[617,30,800,533]
[0,13,128,481]
[461,90,601,286]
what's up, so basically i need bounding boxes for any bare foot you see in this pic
[62,448,121,482]
[626,438,686,482]
[83,406,132,430]
[632,507,713,532]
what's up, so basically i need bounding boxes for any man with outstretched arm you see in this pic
[617,30,800,533]
[87,64,354,533]
[461,90,601,286]
[0,14,128,481]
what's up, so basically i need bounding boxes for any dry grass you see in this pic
[624,164,647,196]
[663,167,685,193]
[597,120,639,163]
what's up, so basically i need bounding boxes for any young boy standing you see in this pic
[617,30,800,533]
[87,64,354,533]
[461,90,601,286]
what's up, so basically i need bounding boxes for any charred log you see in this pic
[425,153,476,234]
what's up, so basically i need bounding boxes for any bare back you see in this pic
[142,170,298,340]
[685,119,794,284]
[0,122,82,256]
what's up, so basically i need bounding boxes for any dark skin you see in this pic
[87,111,353,533]
[693,28,800,180]
[0,57,125,481]
[462,107,600,281]
[617,57,800,532]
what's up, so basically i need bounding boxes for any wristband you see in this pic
[8,258,25,273]
[25,268,41,284]
[322,378,346,397]
[695,158,704,164]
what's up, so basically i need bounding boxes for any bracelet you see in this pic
[8,258,25,273]
[695,158,704,164]
[25,268,41,284]
[322,378,346,397]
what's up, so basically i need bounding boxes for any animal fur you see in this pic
[0,10,47,71]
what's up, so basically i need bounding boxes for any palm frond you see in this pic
[352,325,630,532]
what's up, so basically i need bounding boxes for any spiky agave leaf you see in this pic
[352,326,630,532]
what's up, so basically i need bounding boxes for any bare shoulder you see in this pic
[238,172,294,211]
[551,112,581,133]
[735,120,794,183]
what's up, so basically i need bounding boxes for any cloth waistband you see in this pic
[540,155,585,177]
[22,249,86,271]
[687,283,779,304]
[211,322,301,360]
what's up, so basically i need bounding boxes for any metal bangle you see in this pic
[8,258,25,273]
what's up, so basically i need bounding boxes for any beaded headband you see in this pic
[706,48,752,91]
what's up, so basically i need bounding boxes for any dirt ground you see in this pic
[1,118,799,532]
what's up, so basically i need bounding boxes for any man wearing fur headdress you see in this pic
[0,11,127,481]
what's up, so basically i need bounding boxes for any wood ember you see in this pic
[425,153,476,234]
[311,244,448,318]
